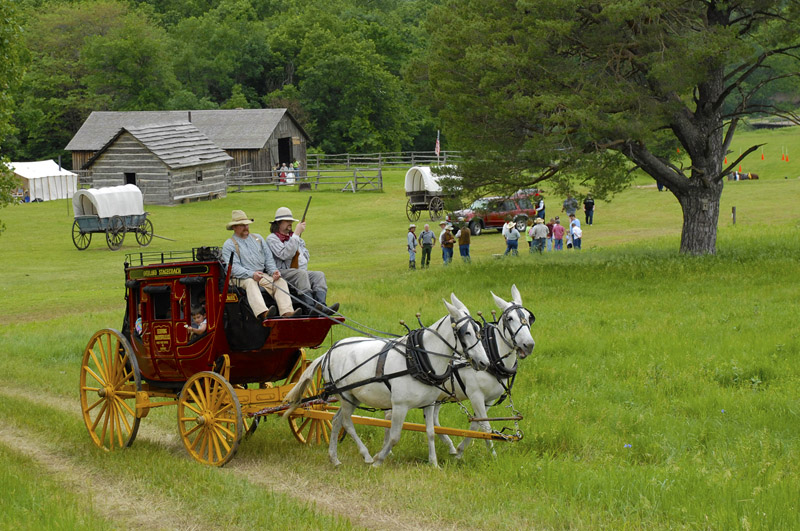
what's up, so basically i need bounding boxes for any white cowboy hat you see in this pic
[272,206,298,223]
[409,223,416,229]
[226,209,254,230]
[445,223,454,230]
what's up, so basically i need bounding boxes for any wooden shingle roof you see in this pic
[66,109,308,151]
[85,122,233,170]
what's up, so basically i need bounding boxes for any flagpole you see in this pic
[435,130,440,165]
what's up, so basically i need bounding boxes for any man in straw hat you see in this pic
[407,223,418,270]
[530,217,548,254]
[266,206,339,315]
[222,210,300,322]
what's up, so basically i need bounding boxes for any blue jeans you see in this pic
[459,244,471,262]
[533,238,545,253]
[443,247,453,264]
[546,237,553,251]
[504,239,519,256]
[585,210,593,225]
[554,239,563,251]
[573,237,582,250]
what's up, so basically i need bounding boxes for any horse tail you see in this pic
[282,354,327,417]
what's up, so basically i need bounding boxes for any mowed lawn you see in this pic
[0,135,799,528]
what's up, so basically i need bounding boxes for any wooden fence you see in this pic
[226,165,382,193]
[307,150,461,169]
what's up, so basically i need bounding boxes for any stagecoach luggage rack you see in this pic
[125,247,222,267]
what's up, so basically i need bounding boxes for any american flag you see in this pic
[435,130,440,156]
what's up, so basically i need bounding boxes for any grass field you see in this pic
[1,128,799,529]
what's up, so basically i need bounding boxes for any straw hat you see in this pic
[226,210,254,229]
[535,217,544,224]
[272,206,298,223]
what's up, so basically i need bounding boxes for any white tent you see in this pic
[404,166,459,193]
[73,184,144,218]
[6,160,79,202]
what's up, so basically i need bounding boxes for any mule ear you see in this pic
[443,299,460,319]
[511,284,523,305]
[493,291,510,310]
[450,293,468,310]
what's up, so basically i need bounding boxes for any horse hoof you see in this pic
[364,456,374,464]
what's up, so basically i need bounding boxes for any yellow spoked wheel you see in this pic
[285,353,342,445]
[178,371,243,466]
[79,329,142,451]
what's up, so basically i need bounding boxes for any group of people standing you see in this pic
[521,214,582,252]
[223,206,338,325]
[407,219,471,269]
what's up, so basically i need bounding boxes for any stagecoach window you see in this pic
[142,285,171,320]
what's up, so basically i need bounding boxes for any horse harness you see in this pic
[449,303,534,406]
[319,313,483,408]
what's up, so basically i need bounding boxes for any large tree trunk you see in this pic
[674,180,723,255]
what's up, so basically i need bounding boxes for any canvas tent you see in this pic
[6,160,78,202]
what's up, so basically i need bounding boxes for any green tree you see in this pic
[0,0,26,233]
[424,0,800,254]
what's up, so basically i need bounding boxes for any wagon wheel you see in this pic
[135,218,153,247]
[79,329,142,451]
[178,371,243,467]
[284,353,343,445]
[106,215,125,251]
[428,197,445,221]
[72,219,92,250]
[405,200,421,222]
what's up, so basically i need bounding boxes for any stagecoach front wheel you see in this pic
[72,219,92,250]
[405,200,421,222]
[428,197,445,221]
[135,218,153,247]
[285,353,343,445]
[178,372,243,467]
[79,329,142,451]
[106,215,125,251]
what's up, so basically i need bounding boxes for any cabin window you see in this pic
[196,170,203,182]
[124,172,136,185]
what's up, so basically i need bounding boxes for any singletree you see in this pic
[425,0,800,254]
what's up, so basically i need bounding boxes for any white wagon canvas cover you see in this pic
[404,166,455,194]
[73,184,145,218]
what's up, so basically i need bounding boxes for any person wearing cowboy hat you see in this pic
[437,220,448,264]
[530,217,548,254]
[222,210,300,322]
[266,206,339,315]
[407,223,418,270]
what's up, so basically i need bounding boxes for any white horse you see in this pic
[432,285,535,458]
[283,294,489,467]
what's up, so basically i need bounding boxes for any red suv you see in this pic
[447,190,541,235]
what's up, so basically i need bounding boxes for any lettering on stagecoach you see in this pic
[128,264,209,280]
[154,324,171,352]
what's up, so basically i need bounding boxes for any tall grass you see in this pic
[0,129,799,528]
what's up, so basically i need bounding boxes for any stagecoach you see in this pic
[79,247,521,467]
[72,184,154,250]
[404,166,458,222]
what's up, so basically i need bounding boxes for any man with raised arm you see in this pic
[266,206,339,315]
[222,210,300,321]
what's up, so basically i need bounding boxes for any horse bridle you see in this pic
[495,303,534,355]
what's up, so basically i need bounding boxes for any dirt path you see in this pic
[0,384,439,530]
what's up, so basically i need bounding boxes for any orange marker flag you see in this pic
[739,165,742,172]
[761,153,764,160]
[724,156,727,164]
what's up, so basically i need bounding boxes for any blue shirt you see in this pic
[222,233,279,279]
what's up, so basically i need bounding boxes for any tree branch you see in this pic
[715,143,764,183]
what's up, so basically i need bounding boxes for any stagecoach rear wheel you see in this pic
[405,200,421,222]
[79,329,142,452]
[135,218,153,247]
[106,215,125,251]
[72,219,92,250]
[428,197,445,221]
[178,371,243,467]
[284,353,343,445]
